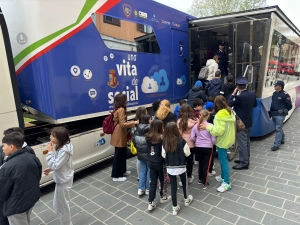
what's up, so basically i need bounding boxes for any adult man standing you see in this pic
[228,77,257,170]
[191,46,200,82]
[269,81,292,151]
[214,42,228,81]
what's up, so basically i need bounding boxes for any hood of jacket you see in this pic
[215,109,235,122]
[61,143,73,155]
[211,78,223,86]
[137,124,150,134]
[225,83,236,90]
[206,59,217,66]
[191,85,203,91]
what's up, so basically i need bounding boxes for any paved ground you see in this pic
[31,108,300,225]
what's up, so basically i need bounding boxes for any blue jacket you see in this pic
[185,85,207,107]
[270,90,292,111]
[174,106,181,119]
[214,50,228,74]
[205,78,223,97]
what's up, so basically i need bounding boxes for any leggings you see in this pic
[168,172,188,207]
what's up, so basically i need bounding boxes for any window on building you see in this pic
[92,14,160,54]
[103,15,121,26]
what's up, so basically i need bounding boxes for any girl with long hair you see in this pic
[110,94,138,182]
[177,104,198,186]
[155,99,176,128]
[146,119,171,211]
[190,110,216,189]
[162,122,193,216]
[199,96,235,193]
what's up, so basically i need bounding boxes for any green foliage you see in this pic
[187,0,268,17]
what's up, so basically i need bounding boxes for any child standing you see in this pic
[146,119,171,211]
[44,127,74,225]
[162,122,193,216]
[190,110,216,189]
[199,96,236,193]
[0,132,42,225]
[132,114,151,196]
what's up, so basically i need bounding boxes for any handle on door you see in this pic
[183,59,187,63]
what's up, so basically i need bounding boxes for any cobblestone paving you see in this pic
[32,108,300,225]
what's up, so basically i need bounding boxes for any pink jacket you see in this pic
[177,118,199,148]
[190,121,216,148]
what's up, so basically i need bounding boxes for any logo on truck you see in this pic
[123,4,132,18]
[107,69,119,88]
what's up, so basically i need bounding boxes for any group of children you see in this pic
[0,126,74,225]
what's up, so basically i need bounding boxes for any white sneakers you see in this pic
[112,177,127,182]
[148,202,156,211]
[124,171,131,176]
[160,195,171,203]
[172,195,193,216]
[217,182,231,193]
[215,175,224,183]
[145,189,149,195]
[138,189,145,196]
[172,205,180,215]
[179,175,194,187]
[208,170,216,177]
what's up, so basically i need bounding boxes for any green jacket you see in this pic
[206,109,236,149]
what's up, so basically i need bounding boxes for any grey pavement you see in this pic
[32,108,300,225]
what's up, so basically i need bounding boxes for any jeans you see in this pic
[196,147,213,185]
[218,147,230,184]
[136,159,141,178]
[138,161,150,191]
[169,172,188,207]
[186,148,195,178]
[148,162,164,203]
[111,147,127,178]
[237,128,251,166]
[272,115,285,147]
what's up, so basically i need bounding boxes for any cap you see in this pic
[206,102,214,109]
[219,41,225,46]
[236,76,249,85]
[274,80,285,88]
[195,80,202,87]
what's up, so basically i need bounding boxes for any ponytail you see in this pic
[197,110,210,130]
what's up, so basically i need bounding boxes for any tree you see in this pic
[187,0,268,18]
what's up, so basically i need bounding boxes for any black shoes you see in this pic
[271,146,279,151]
[281,141,285,144]
[232,164,249,170]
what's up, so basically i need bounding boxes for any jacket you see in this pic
[0,150,42,216]
[220,83,236,101]
[46,143,74,184]
[185,85,207,107]
[0,142,35,165]
[132,124,150,161]
[227,90,257,129]
[146,139,164,164]
[206,59,219,81]
[206,109,236,149]
[270,90,293,111]
[162,138,190,168]
[155,112,176,128]
[190,121,216,148]
[214,50,228,74]
[174,105,181,119]
[111,107,136,148]
[177,118,199,148]
[205,78,223,97]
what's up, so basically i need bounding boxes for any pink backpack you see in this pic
[102,111,118,134]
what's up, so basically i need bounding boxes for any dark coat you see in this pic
[164,138,187,168]
[133,124,150,161]
[228,90,257,129]
[214,50,228,74]
[220,83,236,101]
[0,150,42,216]
[146,139,164,164]
[270,90,293,111]
[205,78,223,97]
[155,112,176,128]
[185,85,207,107]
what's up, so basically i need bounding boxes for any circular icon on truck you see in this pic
[16,32,28,45]
[88,89,97,98]
[70,65,80,76]
[83,69,92,80]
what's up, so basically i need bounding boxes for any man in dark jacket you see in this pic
[0,132,42,224]
[185,80,207,107]
[214,41,228,81]
[228,77,257,170]
[220,74,236,101]
[205,71,223,97]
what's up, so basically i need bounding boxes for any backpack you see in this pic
[198,66,209,80]
[102,111,118,134]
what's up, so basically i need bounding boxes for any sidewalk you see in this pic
[32,108,300,225]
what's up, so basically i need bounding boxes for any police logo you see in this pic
[122,4,132,18]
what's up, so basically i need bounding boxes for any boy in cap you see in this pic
[228,77,257,170]
[185,81,207,108]
[269,81,292,151]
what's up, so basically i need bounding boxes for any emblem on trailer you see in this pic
[123,4,132,18]
[107,69,119,88]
